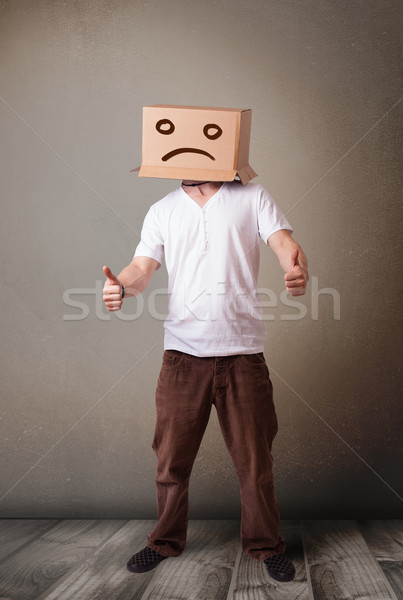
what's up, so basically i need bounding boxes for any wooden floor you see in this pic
[0,520,401,599]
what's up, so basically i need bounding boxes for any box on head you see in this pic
[131,104,257,185]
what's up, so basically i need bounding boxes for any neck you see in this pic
[182,180,211,187]
[181,181,223,205]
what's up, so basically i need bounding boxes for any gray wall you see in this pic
[0,0,401,519]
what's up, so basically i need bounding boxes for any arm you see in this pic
[116,256,160,297]
[267,229,309,296]
[102,256,160,311]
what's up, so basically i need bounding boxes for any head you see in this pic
[131,105,257,185]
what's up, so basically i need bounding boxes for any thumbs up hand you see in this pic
[284,248,309,296]
[102,265,124,311]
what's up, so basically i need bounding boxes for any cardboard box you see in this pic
[130,104,257,185]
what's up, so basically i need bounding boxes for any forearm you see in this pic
[116,262,150,298]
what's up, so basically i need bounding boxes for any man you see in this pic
[103,178,309,583]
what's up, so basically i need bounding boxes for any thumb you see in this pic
[103,265,120,284]
[290,248,299,269]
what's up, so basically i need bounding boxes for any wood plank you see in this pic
[357,520,403,599]
[231,521,310,600]
[35,520,166,600]
[302,520,399,600]
[140,520,241,600]
[0,520,57,562]
[0,519,125,600]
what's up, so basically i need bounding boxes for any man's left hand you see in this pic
[284,249,309,296]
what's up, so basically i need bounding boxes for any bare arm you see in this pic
[102,256,160,311]
[116,256,160,297]
[267,229,309,296]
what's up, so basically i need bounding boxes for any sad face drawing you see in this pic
[155,118,223,162]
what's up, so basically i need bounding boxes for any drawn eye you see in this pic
[203,123,222,140]
[156,119,175,135]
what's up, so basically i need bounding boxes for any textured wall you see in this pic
[0,0,401,518]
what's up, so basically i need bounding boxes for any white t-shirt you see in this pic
[134,181,293,356]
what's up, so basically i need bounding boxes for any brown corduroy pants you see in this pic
[146,349,286,561]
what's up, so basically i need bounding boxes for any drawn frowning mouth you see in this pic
[161,148,215,162]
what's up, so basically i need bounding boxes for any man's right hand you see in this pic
[102,266,123,311]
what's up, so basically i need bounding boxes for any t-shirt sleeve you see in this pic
[133,204,164,267]
[257,185,293,243]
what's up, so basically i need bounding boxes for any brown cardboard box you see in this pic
[131,105,257,185]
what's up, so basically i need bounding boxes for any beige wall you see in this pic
[0,0,401,518]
